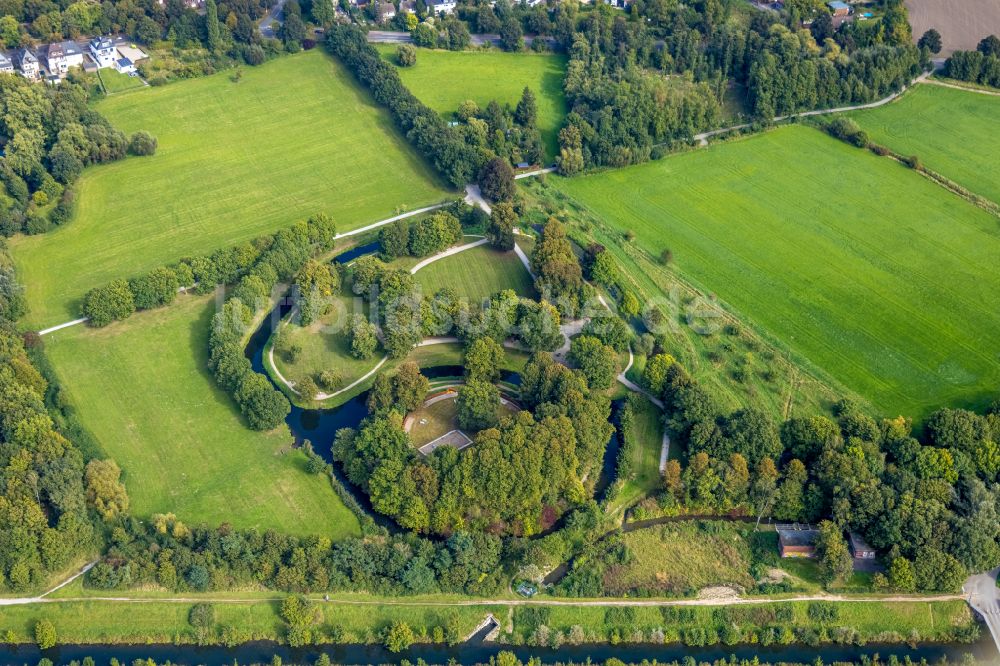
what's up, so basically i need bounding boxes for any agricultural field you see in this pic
[852,83,1000,204]
[42,294,361,538]
[548,125,1000,421]
[413,243,535,302]
[376,46,567,161]
[905,0,1000,55]
[13,49,449,329]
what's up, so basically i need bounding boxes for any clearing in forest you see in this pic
[376,46,567,162]
[851,83,1000,205]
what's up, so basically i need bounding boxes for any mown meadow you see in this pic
[548,125,1000,421]
[851,83,1000,205]
[13,49,449,328]
[43,294,362,538]
[376,46,567,162]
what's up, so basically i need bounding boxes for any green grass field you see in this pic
[376,46,566,162]
[852,83,1000,205]
[0,598,499,645]
[13,49,449,328]
[610,398,666,512]
[549,125,1000,421]
[42,294,361,538]
[414,243,535,303]
[98,69,146,94]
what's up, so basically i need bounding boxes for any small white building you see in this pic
[0,53,13,74]
[114,56,136,74]
[90,36,117,69]
[46,40,85,77]
[428,0,455,13]
[14,49,39,79]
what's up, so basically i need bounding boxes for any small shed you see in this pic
[827,1,850,16]
[849,532,876,559]
[776,523,819,558]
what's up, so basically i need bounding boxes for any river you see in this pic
[0,631,994,666]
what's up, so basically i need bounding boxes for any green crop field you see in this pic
[376,46,567,162]
[549,125,1000,421]
[42,294,361,538]
[414,243,535,303]
[13,49,449,329]
[852,83,1000,204]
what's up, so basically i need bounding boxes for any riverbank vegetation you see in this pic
[11,50,448,329]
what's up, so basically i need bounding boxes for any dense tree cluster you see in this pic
[326,25,482,188]
[0,242,95,592]
[0,76,154,237]
[206,214,338,430]
[549,0,923,172]
[334,351,612,536]
[531,220,584,316]
[637,348,1000,592]
[88,511,507,597]
[378,211,462,259]
[945,35,1000,88]
[456,88,545,176]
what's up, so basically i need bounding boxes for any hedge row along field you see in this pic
[12,49,449,329]
[549,125,1000,421]
[851,83,1000,205]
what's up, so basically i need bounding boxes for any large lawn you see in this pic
[414,243,535,303]
[377,46,566,162]
[43,294,361,539]
[550,125,1000,420]
[851,83,1000,204]
[13,49,449,329]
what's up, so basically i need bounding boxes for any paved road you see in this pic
[964,567,1000,656]
[259,0,289,38]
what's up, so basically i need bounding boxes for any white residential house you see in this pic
[90,36,117,68]
[46,40,85,77]
[428,0,455,13]
[14,49,39,79]
[0,53,13,74]
[376,0,396,21]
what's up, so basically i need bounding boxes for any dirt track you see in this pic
[906,0,1000,55]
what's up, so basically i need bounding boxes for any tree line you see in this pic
[0,76,156,237]
[0,239,106,592]
[944,35,1000,89]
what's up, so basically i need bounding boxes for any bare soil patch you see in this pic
[906,0,1000,55]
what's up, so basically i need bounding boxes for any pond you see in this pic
[0,631,993,666]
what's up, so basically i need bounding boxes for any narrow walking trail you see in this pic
[0,561,95,607]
